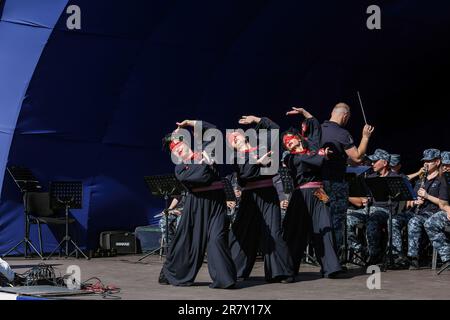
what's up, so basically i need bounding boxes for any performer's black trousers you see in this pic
[283,188,341,277]
[163,190,236,288]
[228,187,294,280]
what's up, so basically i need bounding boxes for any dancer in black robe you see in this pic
[227,115,295,283]
[159,120,236,289]
[282,107,342,278]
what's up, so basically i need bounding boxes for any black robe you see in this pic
[282,117,341,277]
[163,121,236,288]
[228,117,294,280]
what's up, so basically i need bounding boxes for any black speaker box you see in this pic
[99,230,136,254]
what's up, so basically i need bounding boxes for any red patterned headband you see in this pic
[283,134,298,146]
[169,140,183,151]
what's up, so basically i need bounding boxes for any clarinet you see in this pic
[415,165,429,214]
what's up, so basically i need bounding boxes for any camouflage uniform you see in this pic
[424,211,450,263]
[347,206,389,257]
[347,207,367,253]
[359,149,394,258]
[159,214,181,244]
[324,180,349,250]
[387,153,408,255]
[388,211,413,255]
[159,194,185,244]
[408,211,435,257]
[407,149,442,258]
[424,151,450,263]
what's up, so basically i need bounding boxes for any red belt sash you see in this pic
[191,180,224,193]
[242,179,274,191]
[296,181,323,189]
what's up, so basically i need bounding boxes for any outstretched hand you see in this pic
[256,151,273,166]
[199,151,215,165]
[286,107,305,116]
[286,107,313,118]
[175,120,195,130]
[239,115,261,125]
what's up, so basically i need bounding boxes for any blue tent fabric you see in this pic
[1,0,450,254]
[0,0,69,254]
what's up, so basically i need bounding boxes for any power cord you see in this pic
[81,277,121,300]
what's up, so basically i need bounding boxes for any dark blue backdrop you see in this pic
[1,0,449,254]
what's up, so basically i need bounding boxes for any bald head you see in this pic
[330,102,351,126]
[332,103,350,115]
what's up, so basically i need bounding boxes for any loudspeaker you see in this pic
[99,231,136,254]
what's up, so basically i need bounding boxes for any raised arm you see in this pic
[345,125,374,164]
[176,119,217,134]
[286,107,321,150]
[407,167,425,181]
[239,115,280,130]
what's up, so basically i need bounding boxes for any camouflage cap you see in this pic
[421,148,441,161]
[368,149,391,162]
[389,154,401,167]
[441,151,450,165]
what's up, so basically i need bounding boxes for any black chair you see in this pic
[25,192,75,257]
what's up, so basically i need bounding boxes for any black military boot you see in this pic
[409,257,420,270]
[393,254,409,269]
[367,254,382,266]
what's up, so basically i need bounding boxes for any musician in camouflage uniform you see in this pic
[406,149,443,269]
[159,194,185,244]
[424,151,450,273]
[384,153,411,267]
[346,149,393,264]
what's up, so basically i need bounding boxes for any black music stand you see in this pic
[2,167,44,259]
[364,176,415,269]
[46,181,89,260]
[138,175,185,262]
[340,166,372,267]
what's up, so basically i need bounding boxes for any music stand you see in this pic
[364,176,416,269]
[46,181,89,260]
[138,175,186,262]
[2,167,44,259]
[340,167,373,267]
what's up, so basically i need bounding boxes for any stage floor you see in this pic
[4,255,450,300]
